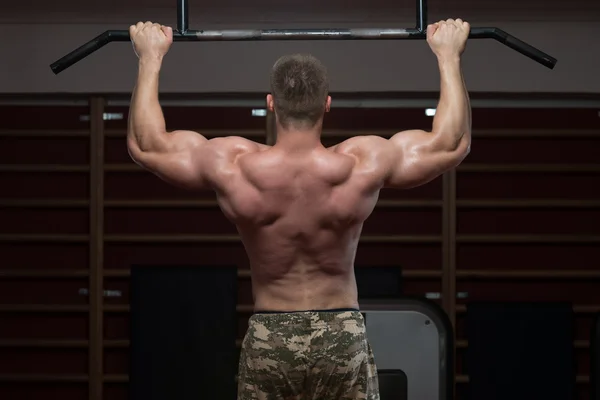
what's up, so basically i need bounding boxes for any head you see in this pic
[267,54,331,131]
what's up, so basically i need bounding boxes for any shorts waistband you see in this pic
[254,307,359,314]
[249,308,364,328]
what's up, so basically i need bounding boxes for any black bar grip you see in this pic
[50,31,130,75]
[470,27,557,69]
[50,27,557,74]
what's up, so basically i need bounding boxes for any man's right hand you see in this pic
[426,19,470,61]
[129,21,173,62]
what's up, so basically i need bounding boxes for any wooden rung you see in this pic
[456,305,600,314]
[315,130,600,139]
[0,270,89,279]
[0,199,89,208]
[104,305,130,313]
[104,164,142,172]
[0,374,88,382]
[104,129,264,138]
[456,270,600,279]
[101,199,442,209]
[456,340,589,349]
[319,130,600,139]
[4,164,599,175]
[236,269,440,279]
[0,305,88,313]
[376,200,442,208]
[457,199,600,209]
[0,374,132,383]
[105,199,219,208]
[104,340,130,348]
[458,234,600,244]
[359,235,441,244]
[105,269,251,278]
[11,339,593,351]
[0,165,89,173]
[104,270,130,278]
[0,340,88,348]
[455,375,589,384]
[103,375,129,383]
[102,305,255,313]
[103,268,440,279]
[0,234,89,243]
[38,268,594,280]
[471,129,600,138]
[104,234,241,243]
[103,234,441,244]
[459,164,600,173]
[0,130,90,137]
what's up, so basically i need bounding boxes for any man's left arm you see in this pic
[127,22,212,190]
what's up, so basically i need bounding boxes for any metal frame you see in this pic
[50,0,557,74]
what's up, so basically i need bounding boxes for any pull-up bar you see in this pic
[50,0,557,74]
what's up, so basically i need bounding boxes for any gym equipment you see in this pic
[50,0,557,74]
[361,298,454,400]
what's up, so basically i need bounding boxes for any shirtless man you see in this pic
[128,18,471,400]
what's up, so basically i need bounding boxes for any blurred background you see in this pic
[0,0,599,399]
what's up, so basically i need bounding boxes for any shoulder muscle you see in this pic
[329,135,392,189]
[201,136,268,190]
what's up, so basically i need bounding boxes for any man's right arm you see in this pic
[343,19,472,190]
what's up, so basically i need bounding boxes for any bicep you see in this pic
[384,130,469,189]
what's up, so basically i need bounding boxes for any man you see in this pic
[128,18,471,400]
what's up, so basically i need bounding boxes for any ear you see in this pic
[266,94,275,112]
[325,96,332,113]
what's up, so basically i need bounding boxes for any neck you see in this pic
[274,123,323,151]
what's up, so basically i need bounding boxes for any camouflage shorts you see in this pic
[237,309,379,400]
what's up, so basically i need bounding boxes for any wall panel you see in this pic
[103,384,128,400]
[0,383,88,400]
[453,108,600,397]
[457,243,600,270]
[0,243,88,270]
[104,243,250,270]
[0,104,93,397]
[1,100,599,399]
[0,279,88,304]
[0,348,88,374]
[0,313,88,339]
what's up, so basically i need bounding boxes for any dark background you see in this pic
[0,100,598,399]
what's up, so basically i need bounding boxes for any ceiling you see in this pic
[3,0,600,24]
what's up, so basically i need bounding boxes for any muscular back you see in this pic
[130,129,468,311]
[216,141,381,311]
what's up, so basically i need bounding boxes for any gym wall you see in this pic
[0,0,599,94]
[0,101,599,400]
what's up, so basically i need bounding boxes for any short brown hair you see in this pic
[269,54,329,129]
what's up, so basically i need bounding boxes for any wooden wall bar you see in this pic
[0,100,598,400]
[0,103,92,400]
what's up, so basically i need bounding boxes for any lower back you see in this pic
[239,221,364,312]
[250,256,360,312]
